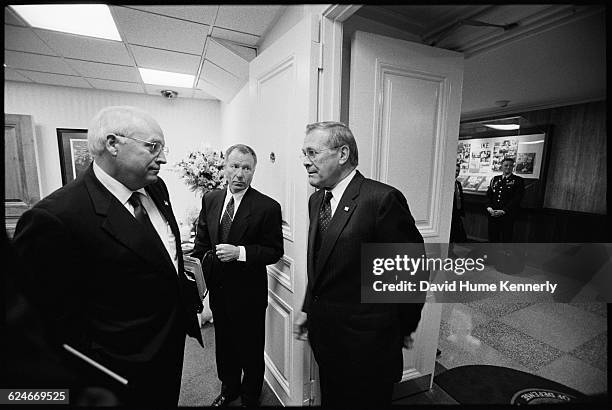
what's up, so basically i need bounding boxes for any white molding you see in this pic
[322,5,362,22]
[267,254,295,292]
[265,290,294,396]
[371,61,447,238]
[255,55,296,241]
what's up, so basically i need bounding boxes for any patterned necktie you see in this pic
[318,191,333,233]
[128,192,156,234]
[220,196,234,243]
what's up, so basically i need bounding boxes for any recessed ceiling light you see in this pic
[483,124,520,131]
[10,4,121,41]
[138,68,194,88]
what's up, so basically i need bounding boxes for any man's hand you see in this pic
[215,244,239,262]
[402,335,414,350]
[293,312,308,341]
[487,207,494,216]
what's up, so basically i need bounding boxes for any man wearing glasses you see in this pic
[294,121,425,407]
[12,106,203,406]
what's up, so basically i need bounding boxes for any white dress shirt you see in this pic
[93,161,178,273]
[328,168,357,217]
[220,187,248,261]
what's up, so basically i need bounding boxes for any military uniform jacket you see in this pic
[486,173,525,216]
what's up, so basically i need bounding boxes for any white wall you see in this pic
[220,84,251,149]
[4,81,222,222]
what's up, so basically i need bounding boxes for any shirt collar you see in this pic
[225,186,249,203]
[329,168,357,202]
[93,161,147,205]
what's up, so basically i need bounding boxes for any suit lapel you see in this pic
[84,166,176,278]
[207,189,225,244]
[307,190,324,280]
[313,172,362,281]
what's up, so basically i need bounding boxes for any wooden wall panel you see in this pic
[523,101,606,214]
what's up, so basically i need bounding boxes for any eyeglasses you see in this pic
[109,133,169,156]
[300,146,343,162]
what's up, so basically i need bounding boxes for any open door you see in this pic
[5,114,41,237]
[247,15,320,406]
[348,31,464,397]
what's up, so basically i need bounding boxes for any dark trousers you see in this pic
[209,287,266,402]
[488,215,516,242]
[116,321,186,407]
[318,367,394,407]
[450,212,467,243]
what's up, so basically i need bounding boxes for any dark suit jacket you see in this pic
[486,173,524,216]
[453,180,465,217]
[302,171,424,382]
[12,165,203,376]
[191,187,283,308]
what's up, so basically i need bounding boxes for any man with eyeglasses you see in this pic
[191,144,283,407]
[12,106,203,406]
[293,121,425,407]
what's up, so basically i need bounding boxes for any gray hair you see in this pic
[225,144,257,166]
[87,106,161,157]
[305,121,359,167]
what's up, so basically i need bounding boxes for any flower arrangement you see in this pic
[175,148,226,195]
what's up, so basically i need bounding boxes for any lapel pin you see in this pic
[164,201,169,206]
[344,206,349,212]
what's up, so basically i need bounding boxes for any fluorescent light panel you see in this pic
[483,124,520,131]
[519,140,544,145]
[11,4,121,41]
[138,68,195,88]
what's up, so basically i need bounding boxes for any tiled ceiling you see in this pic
[4,5,283,101]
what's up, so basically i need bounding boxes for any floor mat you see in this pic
[434,365,594,404]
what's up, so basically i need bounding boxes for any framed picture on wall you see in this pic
[57,128,92,185]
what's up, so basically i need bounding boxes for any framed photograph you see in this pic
[57,128,92,185]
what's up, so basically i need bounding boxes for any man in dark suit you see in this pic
[191,144,283,407]
[293,122,425,407]
[486,157,525,242]
[12,106,203,407]
[450,163,467,244]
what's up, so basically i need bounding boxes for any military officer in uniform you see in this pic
[486,157,524,242]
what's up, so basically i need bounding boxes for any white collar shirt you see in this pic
[93,161,178,273]
[327,168,357,217]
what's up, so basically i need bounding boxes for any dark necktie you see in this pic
[314,191,333,261]
[318,191,333,233]
[220,196,234,243]
[128,192,156,234]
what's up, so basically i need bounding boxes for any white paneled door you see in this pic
[248,15,320,406]
[349,31,464,396]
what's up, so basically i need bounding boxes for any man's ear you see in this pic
[105,134,119,156]
[338,145,350,165]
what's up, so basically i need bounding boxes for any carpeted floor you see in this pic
[179,323,281,406]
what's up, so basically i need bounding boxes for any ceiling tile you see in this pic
[112,6,208,55]
[193,88,217,100]
[201,60,241,90]
[126,5,218,26]
[212,38,257,62]
[211,27,259,47]
[5,7,26,26]
[215,5,282,36]
[206,39,248,79]
[21,71,92,89]
[88,78,143,94]
[64,59,140,82]
[35,29,133,65]
[144,84,195,99]
[131,45,201,75]
[5,50,77,75]
[4,25,56,55]
[4,68,32,82]
[196,78,232,102]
